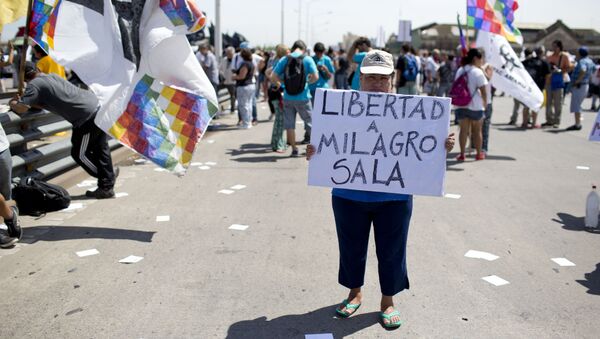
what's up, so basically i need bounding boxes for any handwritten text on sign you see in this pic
[308,89,451,196]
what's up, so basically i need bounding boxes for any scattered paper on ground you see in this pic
[190,162,203,166]
[115,192,129,198]
[576,166,590,170]
[62,203,84,212]
[156,215,170,222]
[305,334,334,339]
[199,166,211,170]
[205,162,217,166]
[119,255,144,264]
[444,193,462,199]
[464,250,499,261]
[219,189,235,195]
[134,159,148,164]
[76,249,99,257]
[229,224,249,231]
[231,185,246,190]
[482,275,510,286]
[207,140,215,144]
[551,258,576,267]
[154,168,167,172]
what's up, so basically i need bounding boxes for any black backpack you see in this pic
[283,55,306,95]
[13,177,71,216]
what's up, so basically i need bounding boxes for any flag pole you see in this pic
[465,6,470,50]
[18,0,34,96]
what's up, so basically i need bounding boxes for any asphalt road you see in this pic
[1,95,599,338]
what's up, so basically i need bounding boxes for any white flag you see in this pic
[476,31,543,111]
[30,0,218,174]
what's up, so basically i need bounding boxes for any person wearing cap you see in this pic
[306,50,455,329]
[566,46,596,131]
[271,40,319,157]
[33,44,66,79]
[8,62,117,199]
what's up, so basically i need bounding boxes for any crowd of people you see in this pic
[191,37,600,162]
[1,32,600,330]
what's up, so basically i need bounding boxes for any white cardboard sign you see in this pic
[308,89,450,196]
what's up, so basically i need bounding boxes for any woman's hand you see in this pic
[445,133,455,153]
[306,144,316,160]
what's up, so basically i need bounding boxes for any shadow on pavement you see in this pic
[577,263,600,296]
[543,129,573,134]
[495,126,527,132]
[19,225,155,244]
[445,153,516,170]
[226,304,380,339]
[552,213,600,233]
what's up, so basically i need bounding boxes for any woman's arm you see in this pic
[232,65,248,81]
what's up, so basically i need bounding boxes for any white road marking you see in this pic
[119,255,144,264]
[229,224,249,231]
[76,249,99,257]
[551,258,576,267]
[464,250,499,261]
[156,215,170,222]
[482,275,510,286]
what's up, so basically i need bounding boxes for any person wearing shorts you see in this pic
[453,49,488,161]
[271,40,318,157]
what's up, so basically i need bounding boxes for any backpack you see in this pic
[12,177,71,216]
[402,55,419,82]
[283,55,306,95]
[449,68,472,106]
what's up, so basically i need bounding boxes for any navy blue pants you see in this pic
[332,196,412,296]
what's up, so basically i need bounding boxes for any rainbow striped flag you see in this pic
[109,75,213,172]
[29,0,62,51]
[467,0,523,44]
[28,0,219,175]
[159,0,206,33]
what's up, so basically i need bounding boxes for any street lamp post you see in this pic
[281,0,284,44]
[298,0,302,40]
[215,0,222,57]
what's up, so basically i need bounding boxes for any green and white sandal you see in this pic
[380,309,402,329]
[335,299,361,318]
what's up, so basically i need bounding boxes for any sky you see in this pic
[2,0,600,47]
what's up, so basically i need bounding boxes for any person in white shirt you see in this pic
[195,44,219,91]
[453,48,488,161]
[423,49,440,96]
[219,46,237,114]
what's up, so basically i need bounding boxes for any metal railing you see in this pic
[1,88,231,181]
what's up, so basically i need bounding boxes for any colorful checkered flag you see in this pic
[467,0,523,44]
[29,0,219,175]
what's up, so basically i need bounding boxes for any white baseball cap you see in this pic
[360,50,394,75]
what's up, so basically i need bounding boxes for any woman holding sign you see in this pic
[307,50,455,329]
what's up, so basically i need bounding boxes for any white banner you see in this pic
[397,20,412,42]
[476,31,543,111]
[308,89,450,197]
[589,110,600,141]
